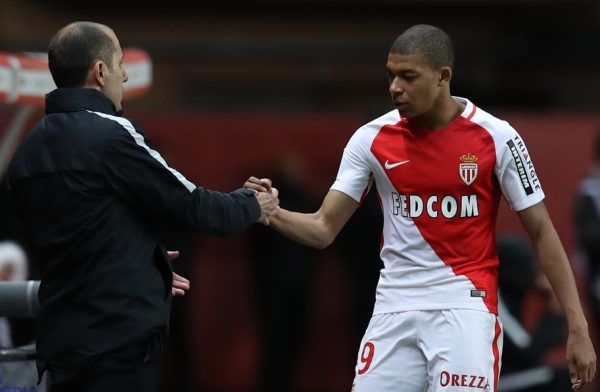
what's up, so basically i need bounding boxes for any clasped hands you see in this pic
[168,176,278,298]
[245,176,279,225]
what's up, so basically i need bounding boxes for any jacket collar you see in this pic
[45,88,120,116]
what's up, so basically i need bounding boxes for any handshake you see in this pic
[245,176,279,225]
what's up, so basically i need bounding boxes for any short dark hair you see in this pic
[48,22,116,88]
[389,24,454,69]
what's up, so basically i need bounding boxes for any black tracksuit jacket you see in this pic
[6,88,261,381]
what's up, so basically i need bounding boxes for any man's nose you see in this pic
[123,69,129,83]
[389,77,404,94]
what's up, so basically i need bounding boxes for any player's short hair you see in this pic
[48,22,116,88]
[389,24,454,69]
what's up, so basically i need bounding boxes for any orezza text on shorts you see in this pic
[439,371,490,389]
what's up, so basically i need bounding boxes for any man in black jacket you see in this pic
[6,21,279,392]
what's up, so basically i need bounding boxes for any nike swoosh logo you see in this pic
[384,159,410,169]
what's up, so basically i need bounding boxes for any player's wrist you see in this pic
[567,319,589,335]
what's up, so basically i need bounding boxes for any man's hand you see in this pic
[567,328,596,391]
[255,187,279,225]
[244,176,279,225]
[167,250,190,296]
[244,176,272,193]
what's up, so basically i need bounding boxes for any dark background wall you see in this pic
[2,0,600,115]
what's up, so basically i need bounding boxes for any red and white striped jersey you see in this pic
[331,97,544,315]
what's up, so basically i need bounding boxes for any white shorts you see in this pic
[352,309,503,392]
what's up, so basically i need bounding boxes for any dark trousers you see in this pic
[49,334,162,392]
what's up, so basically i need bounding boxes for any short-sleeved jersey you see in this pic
[331,97,544,315]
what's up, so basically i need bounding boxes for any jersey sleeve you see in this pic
[330,127,373,203]
[494,123,545,211]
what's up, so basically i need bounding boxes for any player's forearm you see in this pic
[534,225,588,332]
[269,207,335,249]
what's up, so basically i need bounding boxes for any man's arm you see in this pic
[244,178,359,249]
[103,126,278,235]
[270,190,359,249]
[517,202,596,389]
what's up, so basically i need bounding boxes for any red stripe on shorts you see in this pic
[492,319,501,391]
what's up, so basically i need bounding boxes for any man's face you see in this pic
[101,28,128,112]
[386,52,442,119]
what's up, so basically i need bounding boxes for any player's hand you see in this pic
[566,327,596,390]
[256,187,279,225]
[244,176,272,193]
[167,250,190,296]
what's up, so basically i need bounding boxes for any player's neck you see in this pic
[413,96,465,131]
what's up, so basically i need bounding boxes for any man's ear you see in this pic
[438,67,452,86]
[91,61,106,87]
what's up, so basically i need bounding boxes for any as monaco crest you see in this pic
[459,153,478,185]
